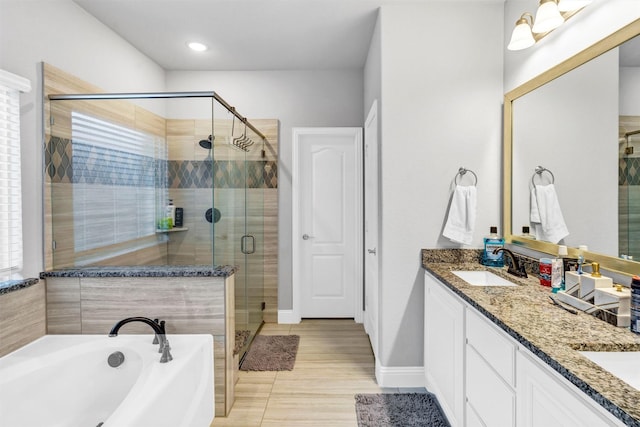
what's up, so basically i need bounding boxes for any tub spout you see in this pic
[108,316,172,363]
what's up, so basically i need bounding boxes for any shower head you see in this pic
[199,135,213,150]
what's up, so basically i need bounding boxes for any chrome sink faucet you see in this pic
[109,316,173,363]
[492,248,528,278]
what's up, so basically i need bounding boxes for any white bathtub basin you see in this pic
[0,334,214,427]
[579,351,640,391]
[452,270,518,287]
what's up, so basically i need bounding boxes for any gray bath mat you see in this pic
[355,393,451,427]
[239,335,300,371]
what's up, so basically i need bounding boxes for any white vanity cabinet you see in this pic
[517,348,619,427]
[465,308,516,427]
[424,271,624,427]
[424,271,465,427]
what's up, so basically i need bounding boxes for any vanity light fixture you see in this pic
[508,0,589,51]
[508,13,536,51]
[187,42,208,52]
[532,0,564,33]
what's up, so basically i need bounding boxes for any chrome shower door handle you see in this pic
[241,235,255,254]
[367,248,377,255]
[302,234,314,240]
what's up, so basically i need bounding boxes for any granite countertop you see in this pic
[40,265,237,279]
[0,278,40,295]
[422,249,640,427]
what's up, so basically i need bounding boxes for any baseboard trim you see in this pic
[375,362,425,388]
[278,310,300,324]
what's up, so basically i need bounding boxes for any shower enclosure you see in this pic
[619,120,640,260]
[45,91,271,359]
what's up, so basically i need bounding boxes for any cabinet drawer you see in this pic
[467,345,515,427]
[466,307,516,386]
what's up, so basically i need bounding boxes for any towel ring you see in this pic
[532,166,555,186]
[455,167,477,186]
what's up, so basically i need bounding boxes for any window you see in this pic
[70,112,159,253]
[0,70,31,282]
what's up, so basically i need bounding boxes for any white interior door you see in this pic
[293,128,363,319]
[364,101,379,355]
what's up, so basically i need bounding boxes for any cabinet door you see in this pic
[424,272,464,427]
[466,345,515,427]
[517,349,621,427]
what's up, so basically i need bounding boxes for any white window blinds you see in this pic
[71,112,157,253]
[0,70,31,282]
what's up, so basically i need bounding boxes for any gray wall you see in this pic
[372,2,505,369]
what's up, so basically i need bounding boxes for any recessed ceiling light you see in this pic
[188,42,208,52]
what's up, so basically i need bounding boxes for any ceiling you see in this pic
[72,0,394,71]
[74,1,639,71]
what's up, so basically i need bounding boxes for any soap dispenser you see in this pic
[579,262,613,301]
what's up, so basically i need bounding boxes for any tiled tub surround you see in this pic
[422,249,640,426]
[40,266,236,417]
[0,279,46,357]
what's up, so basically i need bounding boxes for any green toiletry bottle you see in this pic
[481,226,504,267]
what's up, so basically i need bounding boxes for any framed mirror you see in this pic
[503,18,640,275]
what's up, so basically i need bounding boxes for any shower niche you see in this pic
[43,63,278,362]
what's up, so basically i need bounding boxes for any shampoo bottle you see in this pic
[165,199,175,229]
[481,226,504,267]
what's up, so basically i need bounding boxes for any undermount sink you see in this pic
[452,270,518,287]
[579,351,640,391]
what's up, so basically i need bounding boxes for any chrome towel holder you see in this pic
[455,167,477,186]
[532,165,555,186]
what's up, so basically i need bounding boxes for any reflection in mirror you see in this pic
[511,47,618,254]
[504,19,640,275]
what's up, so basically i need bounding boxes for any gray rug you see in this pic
[234,330,251,356]
[239,335,300,371]
[355,393,450,427]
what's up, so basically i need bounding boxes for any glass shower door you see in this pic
[212,112,264,361]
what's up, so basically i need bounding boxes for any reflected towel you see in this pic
[443,185,477,245]
[530,184,569,244]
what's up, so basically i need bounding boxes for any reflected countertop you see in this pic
[422,249,640,427]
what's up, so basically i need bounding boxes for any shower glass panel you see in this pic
[620,126,640,260]
[46,92,264,360]
[211,111,264,359]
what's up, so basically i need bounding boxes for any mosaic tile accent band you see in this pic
[619,157,640,186]
[46,137,278,189]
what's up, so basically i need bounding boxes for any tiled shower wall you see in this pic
[619,116,640,258]
[165,119,279,323]
[44,63,279,323]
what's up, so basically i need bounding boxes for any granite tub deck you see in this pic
[39,264,237,278]
[39,265,237,417]
[422,249,640,427]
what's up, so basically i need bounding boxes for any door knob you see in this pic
[302,234,313,240]
[367,248,377,254]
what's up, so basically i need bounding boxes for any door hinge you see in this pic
[52,240,57,251]
[261,302,266,311]
[50,116,54,126]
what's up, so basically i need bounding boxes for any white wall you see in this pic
[0,0,165,279]
[165,70,364,309]
[504,0,640,92]
[374,2,504,370]
[620,66,640,115]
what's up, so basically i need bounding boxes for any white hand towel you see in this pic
[532,184,569,244]
[443,185,477,245]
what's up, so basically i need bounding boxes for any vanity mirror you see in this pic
[504,18,640,275]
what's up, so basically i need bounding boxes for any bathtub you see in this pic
[0,334,214,427]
